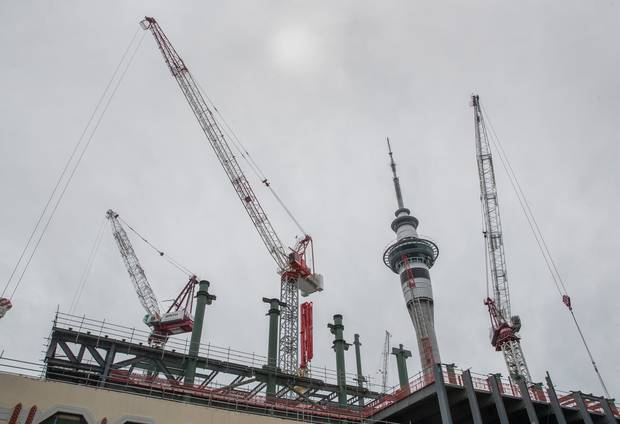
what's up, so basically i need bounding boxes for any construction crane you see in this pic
[471,95,532,383]
[140,17,323,374]
[0,298,11,319]
[380,330,392,392]
[106,209,198,346]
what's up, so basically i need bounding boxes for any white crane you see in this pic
[106,209,197,345]
[471,95,532,382]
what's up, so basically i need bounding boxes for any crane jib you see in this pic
[142,18,289,273]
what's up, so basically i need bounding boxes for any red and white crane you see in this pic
[140,17,322,374]
[107,209,197,346]
[471,95,532,383]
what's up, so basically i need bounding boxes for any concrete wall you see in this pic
[0,373,298,424]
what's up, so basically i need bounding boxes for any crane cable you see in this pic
[480,104,611,398]
[1,28,146,301]
[68,216,107,314]
[118,217,196,278]
[194,80,308,236]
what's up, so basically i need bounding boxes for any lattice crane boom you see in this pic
[139,17,288,271]
[107,209,161,320]
[141,17,322,373]
[107,209,198,346]
[472,95,532,383]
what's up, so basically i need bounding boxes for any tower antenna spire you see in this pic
[386,137,405,210]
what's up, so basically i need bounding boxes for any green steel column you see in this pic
[262,297,286,398]
[184,280,216,386]
[328,314,350,406]
[391,344,412,390]
[353,333,366,406]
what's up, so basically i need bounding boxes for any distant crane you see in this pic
[380,330,392,392]
[106,209,197,346]
[140,17,323,374]
[0,298,11,319]
[471,95,532,383]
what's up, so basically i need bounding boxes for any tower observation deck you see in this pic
[383,138,441,373]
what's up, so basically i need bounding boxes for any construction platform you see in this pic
[0,312,617,423]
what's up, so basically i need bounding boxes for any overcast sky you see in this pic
[1,1,619,398]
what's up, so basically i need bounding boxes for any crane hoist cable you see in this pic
[0,28,146,309]
[479,101,610,398]
[118,217,196,278]
[194,80,307,236]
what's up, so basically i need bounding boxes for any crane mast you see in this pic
[380,330,391,393]
[140,17,322,374]
[471,95,532,383]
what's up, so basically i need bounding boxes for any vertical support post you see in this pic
[600,397,618,424]
[545,372,567,424]
[98,344,116,388]
[462,369,483,424]
[391,344,412,390]
[328,314,349,406]
[433,364,454,424]
[517,378,540,424]
[572,391,595,424]
[353,334,366,406]
[487,374,510,424]
[184,280,216,386]
[263,297,286,399]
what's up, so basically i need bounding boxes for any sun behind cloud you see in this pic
[270,25,321,73]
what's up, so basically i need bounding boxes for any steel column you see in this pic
[263,297,285,398]
[517,378,540,424]
[487,374,510,424]
[462,369,483,424]
[328,314,349,406]
[353,333,365,406]
[572,391,595,424]
[600,397,618,424]
[545,372,567,424]
[432,364,454,424]
[184,280,216,386]
[392,344,412,390]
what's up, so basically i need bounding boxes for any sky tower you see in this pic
[383,138,441,372]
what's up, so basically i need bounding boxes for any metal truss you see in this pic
[44,324,380,419]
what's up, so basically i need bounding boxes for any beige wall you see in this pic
[0,373,299,424]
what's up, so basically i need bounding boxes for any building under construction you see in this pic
[0,16,617,424]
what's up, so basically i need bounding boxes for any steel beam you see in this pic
[99,344,116,388]
[462,369,483,424]
[487,374,510,424]
[45,325,381,411]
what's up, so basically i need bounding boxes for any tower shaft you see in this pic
[383,139,441,372]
